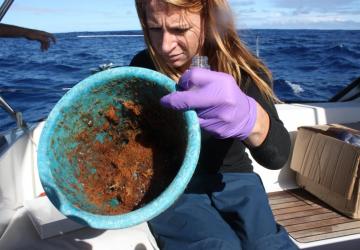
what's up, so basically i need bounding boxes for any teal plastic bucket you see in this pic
[38,66,201,229]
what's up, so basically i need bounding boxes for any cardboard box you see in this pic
[290,122,360,219]
[24,196,86,239]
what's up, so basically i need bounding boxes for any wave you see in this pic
[274,79,305,100]
[0,86,68,94]
[12,77,46,85]
[277,45,310,55]
[31,63,83,72]
[53,64,82,72]
[73,52,99,59]
[296,65,318,71]
[0,59,20,67]
[321,56,359,70]
[285,80,304,95]
[325,44,360,58]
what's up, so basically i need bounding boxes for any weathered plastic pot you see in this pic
[38,66,201,229]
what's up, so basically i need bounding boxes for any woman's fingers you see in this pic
[178,68,213,90]
[32,31,55,51]
[160,89,218,110]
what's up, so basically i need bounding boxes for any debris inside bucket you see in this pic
[67,98,185,215]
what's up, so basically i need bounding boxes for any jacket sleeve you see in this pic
[244,76,291,170]
[129,49,156,70]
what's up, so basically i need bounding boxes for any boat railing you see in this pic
[0,95,27,129]
[330,76,360,102]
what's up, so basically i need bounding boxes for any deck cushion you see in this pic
[0,207,159,250]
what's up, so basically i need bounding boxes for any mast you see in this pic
[256,35,260,57]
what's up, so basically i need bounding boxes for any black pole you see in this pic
[0,0,14,22]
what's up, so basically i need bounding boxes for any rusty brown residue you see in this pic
[67,99,183,215]
[104,105,120,125]
[122,100,141,116]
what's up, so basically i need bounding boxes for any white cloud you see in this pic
[233,0,360,30]
[10,3,68,14]
[229,0,255,6]
[273,0,356,10]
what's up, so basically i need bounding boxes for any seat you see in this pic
[0,207,159,250]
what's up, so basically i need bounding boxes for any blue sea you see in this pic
[1,29,360,133]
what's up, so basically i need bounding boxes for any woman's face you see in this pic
[146,0,203,72]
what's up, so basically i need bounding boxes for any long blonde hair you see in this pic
[135,0,277,102]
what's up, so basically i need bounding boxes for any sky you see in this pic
[1,0,360,33]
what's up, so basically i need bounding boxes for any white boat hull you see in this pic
[1,100,360,249]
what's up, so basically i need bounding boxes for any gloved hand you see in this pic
[160,68,258,140]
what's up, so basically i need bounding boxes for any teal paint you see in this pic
[37,66,201,229]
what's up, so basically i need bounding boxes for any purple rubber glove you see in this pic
[160,68,258,140]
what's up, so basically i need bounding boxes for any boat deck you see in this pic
[268,189,360,243]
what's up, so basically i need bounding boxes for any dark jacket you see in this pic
[130,49,291,173]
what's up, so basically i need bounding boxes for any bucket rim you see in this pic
[37,66,201,229]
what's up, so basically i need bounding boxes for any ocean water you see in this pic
[0,29,359,132]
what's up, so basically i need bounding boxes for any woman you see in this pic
[131,1,297,249]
